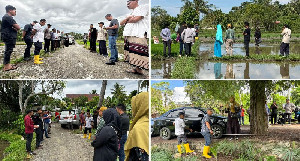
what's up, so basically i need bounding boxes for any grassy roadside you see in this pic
[0,132,36,161]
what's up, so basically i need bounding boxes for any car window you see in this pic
[167,110,183,118]
[184,108,204,117]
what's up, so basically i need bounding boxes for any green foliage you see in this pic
[0,109,20,131]
[171,57,196,79]
[11,115,25,136]
[0,132,36,161]
[208,54,300,62]
[151,147,173,161]
[151,82,174,115]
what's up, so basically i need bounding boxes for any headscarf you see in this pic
[216,24,223,44]
[124,92,149,161]
[102,108,121,134]
[228,96,240,113]
[100,106,107,111]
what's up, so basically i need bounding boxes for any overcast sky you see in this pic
[0,0,149,34]
[45,80,147,99]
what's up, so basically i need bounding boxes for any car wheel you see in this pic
[160,127,172,140]
[211,124,223,139]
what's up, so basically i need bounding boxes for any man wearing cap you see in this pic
[44,24,52,53]
[1,5,20,71]
[32,19,46,64]
[201,108,214,158]
[22,21,38,61]
[97,22,108,56]
[105,14,119,65]
[89,24,97,53]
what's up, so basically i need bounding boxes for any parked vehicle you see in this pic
[68,36,75,45]
[152,107,227,139]
[58,110,80,128]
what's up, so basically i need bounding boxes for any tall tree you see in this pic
[98,80,107,107]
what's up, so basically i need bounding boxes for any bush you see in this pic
[171,57,196,79]
[0,132,36,161]
[0,109,20,131]
[11,115,25,136]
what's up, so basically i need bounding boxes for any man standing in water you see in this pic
[1,5,20,71]
[280,24,291,57]
[22,20,38,61]
[105,14,119,65]
[243,22,251,57]
[32,19,46,64]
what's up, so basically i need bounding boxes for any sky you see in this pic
[0,0,149,34]
[151,80,191,104]
[152,0,290,16]
[41,80,147,99]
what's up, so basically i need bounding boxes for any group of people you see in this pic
[214,22,292,57]
[173,108,214,159]
[24,108,52,159]
[86,0,149,75]
[90,92,149,161]
[266,99,299,125]
[160,22,199,57]
[1,5,71,71]
[157,20,292,59]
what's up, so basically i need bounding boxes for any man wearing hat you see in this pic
[22,21,38,61]
[1,5,20,71]
[97,22,108,56]
[89,24,97,53]
[44,24,52,53]
[105,14,119,65]
[32,19,46,64]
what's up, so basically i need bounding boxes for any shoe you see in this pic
[184,143,194,153]
[26,154,31,159]
[106,61,115,65]
[30,152,37,155]
[36,146,43,149]
[83,134,87,138]
[88,133,92,140]
[202,146,212,159]
[34,55,44,64]
[46,137,51,138]
[177,145,182,154]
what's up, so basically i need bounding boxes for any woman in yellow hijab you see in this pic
[226,96,241,135]
[124,92,149,161]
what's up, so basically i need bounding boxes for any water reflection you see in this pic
[151,60,300,79]
[199,43,300,57]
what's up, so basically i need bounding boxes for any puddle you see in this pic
[151,60,300,79]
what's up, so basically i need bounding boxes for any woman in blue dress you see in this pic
[214,24,223,57]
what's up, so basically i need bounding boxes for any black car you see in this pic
[152,107,227,139]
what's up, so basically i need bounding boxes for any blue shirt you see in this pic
[43,114,50,123]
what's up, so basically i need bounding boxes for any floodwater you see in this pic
[199,43,300,56]
[0,140,9,160]
[151,60,300,79]
[151,43,300,79]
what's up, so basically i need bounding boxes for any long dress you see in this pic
[214,24,223,57]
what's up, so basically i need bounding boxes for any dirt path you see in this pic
[32,123,93,161]
[0,43,148,79]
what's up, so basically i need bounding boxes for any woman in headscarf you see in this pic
[125,92,149,161]
[214,24,223,57]
[91,108,120,161]
[226,97,241,137]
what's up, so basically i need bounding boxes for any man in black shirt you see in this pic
[22,21,38,61]
[32,108,44,150]
[177,22,187,56]
[1,5,20,71]
[116,104,130,161]
[243,22,251,57]
[270,101,278,125]
[89,24,97,53]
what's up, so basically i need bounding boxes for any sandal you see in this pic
[126,69,143,75]
[3,65,18,71]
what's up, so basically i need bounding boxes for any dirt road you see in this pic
[0,43,148,79]
[32,123,93,161]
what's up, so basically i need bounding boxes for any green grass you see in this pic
[0,132,36,161]
[171,57,196,79]
[208,54,300,62]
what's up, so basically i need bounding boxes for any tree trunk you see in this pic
[98,80,107,107]
[18,81,25,114]
[249,80,268,135]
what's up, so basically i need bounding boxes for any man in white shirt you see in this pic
[173,112,194,155]
[83,112,94,139]
[32,19,46,64]
[97,22,108,57]
[66,111,73,130]
[280,24,291,57]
